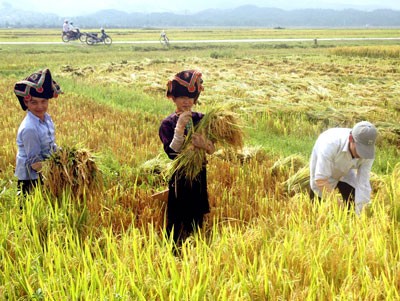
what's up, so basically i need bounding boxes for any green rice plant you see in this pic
[210,50,235,59]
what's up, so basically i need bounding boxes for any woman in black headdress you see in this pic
[159,70,215,245]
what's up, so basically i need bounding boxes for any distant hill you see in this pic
[1,5,400,28]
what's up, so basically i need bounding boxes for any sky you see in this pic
[3,0,400,16]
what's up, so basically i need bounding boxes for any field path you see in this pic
[0,37,399,45]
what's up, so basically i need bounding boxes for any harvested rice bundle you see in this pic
[170,106,244,182]
[137,155,171,186]
[214,145,267,163]
[138,155,170,175]
[270,154,307,177]
[283,164,310,195]
[41,146,102,200]
[203,108,244,148]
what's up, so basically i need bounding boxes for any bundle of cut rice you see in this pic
[282,165,310,195]
[138,155,170,176]
[214,145,267,163]
[41,146,103,200]
[170,106,244,182]
[204,109,244,148]
[270,154,307,177]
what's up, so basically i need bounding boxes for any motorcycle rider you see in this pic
[62,20,70,35]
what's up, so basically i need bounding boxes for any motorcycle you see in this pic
[86,29,112,46]
[62,28,87,43]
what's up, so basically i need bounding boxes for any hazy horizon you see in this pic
[1,0,400,17]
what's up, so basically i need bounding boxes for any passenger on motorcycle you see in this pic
[68,22,78,38]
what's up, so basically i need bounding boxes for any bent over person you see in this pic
[14,69,62,194]
[309,121,378,214]
[159,70,215,247]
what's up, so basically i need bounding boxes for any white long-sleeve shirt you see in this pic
[63,23,69,32]
[310,127,374,214]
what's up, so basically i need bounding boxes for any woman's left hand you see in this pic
[192,133,215,154]
[31,161,43,171]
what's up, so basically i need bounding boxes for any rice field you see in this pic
[0,28,399,300]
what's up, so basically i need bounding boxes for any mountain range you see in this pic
[1,5,400,28]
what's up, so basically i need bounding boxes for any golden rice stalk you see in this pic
[169,106,244,182]
[41,146,103,200]
[331,46,400,59]
[369,172,388,193]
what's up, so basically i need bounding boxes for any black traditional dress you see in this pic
[159,112,210,242]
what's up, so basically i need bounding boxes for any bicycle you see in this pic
[160,35,170,48]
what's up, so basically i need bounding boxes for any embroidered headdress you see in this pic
[166,70,203,102]
[14,68,62,111]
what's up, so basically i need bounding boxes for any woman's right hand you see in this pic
[176,111,192,133]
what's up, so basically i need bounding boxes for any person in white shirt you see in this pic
[62,20,69,33]
[309,121,378,214]
[160,30,169,45]
[160,30,166,39]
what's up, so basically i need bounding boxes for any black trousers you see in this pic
[17,179,40,195]
[310,181,355,209]
[166,214,204,245]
